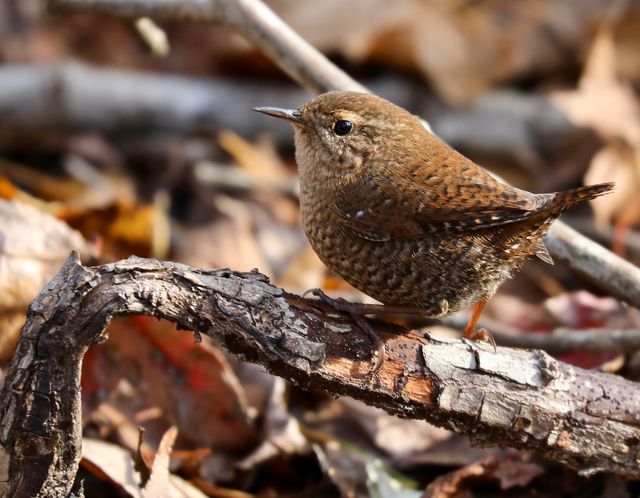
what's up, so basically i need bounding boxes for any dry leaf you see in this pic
[551,26,640,229]
[0,160,165,258]
[218,130,291,183]
[313,443,421,498]
[108,191,171,259]
[141,427,176,498]
[81,438,146,498]
[422,454,543,498]
[236,377,308,470]
[277,245,326,293]
[271,0,640,104]
[174,195,272,276]
[0,199,95,360]
[81,437,208,498]
[583,144,639,228]
[551,27,640,145]
[339,398,452,460]
[83,317,257,453]
[271,0,485,103]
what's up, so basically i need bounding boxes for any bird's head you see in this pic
[254,91,425,181]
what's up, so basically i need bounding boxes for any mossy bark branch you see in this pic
[1,255,639,496]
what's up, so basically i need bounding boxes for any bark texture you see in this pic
[1,254,639,497]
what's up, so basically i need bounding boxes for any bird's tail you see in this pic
[533,182,614,265]
[553,182,615,208]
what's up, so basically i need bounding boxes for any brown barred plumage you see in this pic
[256,92,614,335]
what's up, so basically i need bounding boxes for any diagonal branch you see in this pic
[546,222,640,308]
[1,255,639,496]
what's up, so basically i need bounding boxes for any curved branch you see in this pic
[1,255,639,496]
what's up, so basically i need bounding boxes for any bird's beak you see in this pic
[253,106,305,125]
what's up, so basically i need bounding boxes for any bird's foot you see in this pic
[303,288,385,373]
[461,299,495,352]
[303,288,350,307]
[462,327,496,353]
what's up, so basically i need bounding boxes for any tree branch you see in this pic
[546,223,640,308]
[443,314,640,354]
[1,255,639,496]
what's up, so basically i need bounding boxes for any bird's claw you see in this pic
[302,287,322,299]
[462,328,496,353]
[303,288,351,311]
[302,288,385,374]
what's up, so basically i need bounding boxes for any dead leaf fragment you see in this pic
[551,26,640,231]
[584,144,638,229]
[551,27,640,145]
[422,454,543,498]
[81,437,208,498]
[0,199,96,361]
[83,317,257,453]
[271,0,640,104]
[236,377,308,470]
[141,426,177,498]
[339,398,452,460]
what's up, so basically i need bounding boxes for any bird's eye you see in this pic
[333,120,353,136]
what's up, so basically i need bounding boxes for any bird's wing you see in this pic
[331,173,554,242]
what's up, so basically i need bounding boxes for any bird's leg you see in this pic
[462,299,496,352]
[303,288,386,373]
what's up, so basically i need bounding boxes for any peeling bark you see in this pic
[0,254,639,496]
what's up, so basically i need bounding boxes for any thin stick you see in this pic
[48,0,366,95]
[441,313,640,354]
[496,327,640,354]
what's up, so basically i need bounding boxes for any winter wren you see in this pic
[255,91,614,348]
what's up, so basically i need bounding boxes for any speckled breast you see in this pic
[300,193,515,317]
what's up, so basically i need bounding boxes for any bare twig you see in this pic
[1,255,639,496]
[135,17,169,56]
[0,62,306,136]
[568,216,640,262]
[0,63,398,139]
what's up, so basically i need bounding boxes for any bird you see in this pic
[254,91,614,368]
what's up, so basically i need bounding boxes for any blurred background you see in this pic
[1,0,640,496]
